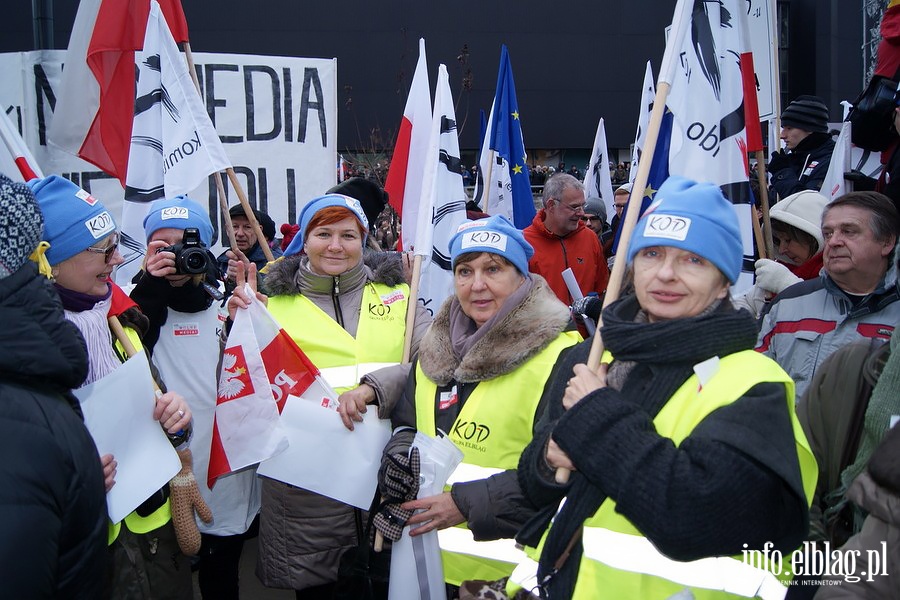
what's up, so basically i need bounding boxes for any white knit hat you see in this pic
[769,190,829,254]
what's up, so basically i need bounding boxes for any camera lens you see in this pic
[179,248,209,274]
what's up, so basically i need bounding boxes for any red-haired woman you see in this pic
[227,193,431,599]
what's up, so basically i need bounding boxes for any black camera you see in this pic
[161,228,210,275]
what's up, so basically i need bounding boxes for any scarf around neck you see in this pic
[448,276,534,360]
[538,293,760,598]
[55,281,112,313]
[63,294,121,387]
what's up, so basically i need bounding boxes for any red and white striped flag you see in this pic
[47,0,189,184]
[384,38,432,251]
[0,109,43,182]
[209,286,335,488]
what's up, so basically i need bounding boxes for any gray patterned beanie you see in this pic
[0,173,43,279]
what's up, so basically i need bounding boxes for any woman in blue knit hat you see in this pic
[514,177,819,599]
[29,175,195,599]
[374,214,582,593]
[227,193,432,598]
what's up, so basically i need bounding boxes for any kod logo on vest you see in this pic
[368,302,392,318]
[643,215,691,241]
[452,420,491,444]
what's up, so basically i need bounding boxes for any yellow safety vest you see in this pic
[532,350,817,600]
[415,331,581,586]
[267,282,409,392]
[107,326,173,545]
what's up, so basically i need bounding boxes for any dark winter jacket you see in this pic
[769,132,835,200]
[518,296,810,598]
[817,425,900,597]
[254,251,431,590]
[0,263,107,598]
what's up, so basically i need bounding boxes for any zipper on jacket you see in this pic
[332,276,344,327]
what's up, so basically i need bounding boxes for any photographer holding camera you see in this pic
[131,195,260,600]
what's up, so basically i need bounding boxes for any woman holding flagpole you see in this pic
[515,177,817,599]
[227,193,430,599]
[29,175,195,599]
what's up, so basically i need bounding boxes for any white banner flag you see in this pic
[583,117,616,220]
[121,1,233,281]
[415,64,468,316]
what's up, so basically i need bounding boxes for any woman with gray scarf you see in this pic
[379,215,582,591]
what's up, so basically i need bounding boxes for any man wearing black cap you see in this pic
[327,176,389,249]
[216,204,282,284]
[767,95,835,200]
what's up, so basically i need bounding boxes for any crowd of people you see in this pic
[3,87,900,600]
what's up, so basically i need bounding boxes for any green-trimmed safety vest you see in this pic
[107,326,173,545]
[415,331,581,586]
[267,282,409,392]
[512,350,817,599]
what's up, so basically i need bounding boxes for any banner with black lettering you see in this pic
[0,50,337,283]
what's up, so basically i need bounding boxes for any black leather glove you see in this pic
[374,447,421,541]
[766,150,791,172]
[571,295,603,321]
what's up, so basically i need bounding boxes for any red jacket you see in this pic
[523,209,609,304]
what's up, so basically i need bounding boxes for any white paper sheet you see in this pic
[73,351,181,523]
[256,395,392,509]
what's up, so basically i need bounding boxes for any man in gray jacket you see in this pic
[756,191,900,399]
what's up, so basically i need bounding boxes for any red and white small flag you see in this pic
[209,285,335,488]
[384,38,432,251]
[47,0,189,183]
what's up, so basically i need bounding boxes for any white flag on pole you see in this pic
[414,64,469,315]
[630,61,656,185]
[120,0,231,281]
[582,117,616,220]
[820,122,853,201]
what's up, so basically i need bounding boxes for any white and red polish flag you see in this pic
[209,285,334,488]
[0,108,43,182]
[47,0,189,184]
[384,38,432,251]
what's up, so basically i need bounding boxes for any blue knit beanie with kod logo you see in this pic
[143,195,214,247]
[448,214,534,277]
[626,176,742,284]
[283,193,369,257]
[28,175,117,266]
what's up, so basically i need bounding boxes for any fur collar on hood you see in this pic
[419,275,571,384]
[262,249,407,296]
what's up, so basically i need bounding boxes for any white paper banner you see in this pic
[73,351,181,524]
[256,396,391,510]
[0,50,337,283]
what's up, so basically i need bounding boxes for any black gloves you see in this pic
[571,295,603,322]
[374,447,421,541]
[766,150,791,172]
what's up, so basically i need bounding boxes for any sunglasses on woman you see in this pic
[84,233,120,263]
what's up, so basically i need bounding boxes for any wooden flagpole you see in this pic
[556,0,692,485]
[755,151,774,258]
[182,42,274,263]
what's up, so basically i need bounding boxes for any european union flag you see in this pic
[486,45,535,229]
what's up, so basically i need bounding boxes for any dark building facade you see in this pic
[2,1,869,156]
